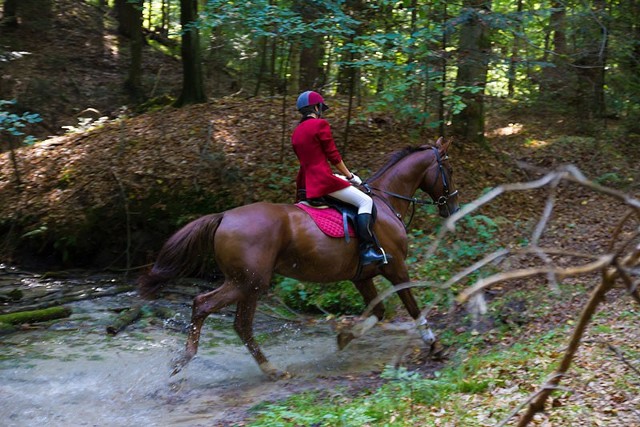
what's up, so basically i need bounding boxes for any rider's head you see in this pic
[296,90,329,118]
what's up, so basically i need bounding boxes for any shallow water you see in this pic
[0,274,425,426]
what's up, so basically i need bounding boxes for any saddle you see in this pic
[295,191,377,243]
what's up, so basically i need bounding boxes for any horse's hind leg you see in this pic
[235,293,289,380]
[338,278,386,349]
[171,283,243,375]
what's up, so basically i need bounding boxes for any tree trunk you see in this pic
[299,38,324,90]
[270,37,278,95]
[289,41,301,95]
[114,0,132,37]
[336,0,365,96]
[254,36,268,96]
[620,0,640,122]
[451,1,492,144]
[375,3,394,94]
[539,1,568,97]
[8,135,22,186]
[507,0,523,98]
[438,1,449,137]
[573,0,608,119]
[293,0,325,91]
[175,0,206,106]
[124,0,144,101]
[1,0,18,27]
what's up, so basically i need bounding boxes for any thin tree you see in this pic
[539,0,568,97]
[507,0,523,98]
[451,0,492,144]
[1,0,18,27]
[294,0,325,91]
[174,0,206,106]
[124,0,145,101]
[574,0,609,119]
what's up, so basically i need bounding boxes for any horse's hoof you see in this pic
[259,362,291,381]
[337,331,355,350]
[428,340,447,361]
[170,353,194,376]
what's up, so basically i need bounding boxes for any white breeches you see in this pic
[328,186,373,214]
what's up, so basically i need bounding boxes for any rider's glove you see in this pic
[347,174,362,185]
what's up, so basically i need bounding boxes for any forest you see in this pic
[1,0,640,426]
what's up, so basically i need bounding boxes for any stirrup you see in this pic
[379,247,389,265]
[361,247,388,266]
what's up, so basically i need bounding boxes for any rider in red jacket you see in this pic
[292,90,386,266]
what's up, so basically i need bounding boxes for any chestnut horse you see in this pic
[138,138,459,379]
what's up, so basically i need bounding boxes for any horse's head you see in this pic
[421,137,460,217]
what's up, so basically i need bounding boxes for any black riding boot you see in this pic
[356,213,387,265]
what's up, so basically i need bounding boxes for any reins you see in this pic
[363,147,458,230]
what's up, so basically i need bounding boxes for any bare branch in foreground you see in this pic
[352,165,640,426]
[515,267,617,426]
[456,255,614,304]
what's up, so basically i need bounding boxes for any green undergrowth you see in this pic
[249,280,640,426]
[245,322,570,426]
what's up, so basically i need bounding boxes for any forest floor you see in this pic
[1,1,640,425]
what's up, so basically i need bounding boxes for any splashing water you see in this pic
[1,276,429,426]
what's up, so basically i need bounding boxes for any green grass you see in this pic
[245,327,568,426]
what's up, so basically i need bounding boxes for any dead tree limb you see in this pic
[348,164,640,426]
[515,269,616,426]
[603,342,640,378]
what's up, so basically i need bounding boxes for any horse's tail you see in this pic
[137,213,225,299]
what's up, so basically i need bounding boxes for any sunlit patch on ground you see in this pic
[488,123,523,137]
[523,138,550,148]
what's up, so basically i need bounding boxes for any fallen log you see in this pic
[0,306,72,325]
[106,304,143,335]
[1,284,135,314]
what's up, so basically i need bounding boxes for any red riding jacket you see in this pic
[292,118,350,199]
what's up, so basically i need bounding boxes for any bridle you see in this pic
[363,147,459,230]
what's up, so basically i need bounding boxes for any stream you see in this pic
[0,267,431,426]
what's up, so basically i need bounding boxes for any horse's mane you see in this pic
[366,145,430,183]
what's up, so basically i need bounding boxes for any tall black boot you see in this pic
[356,213,387,265]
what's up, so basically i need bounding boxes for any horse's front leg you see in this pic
[171,284,241,376]
[384,265,438,350]
[235,292,290,380]
[338,278,385,350]
[395,287,436,347]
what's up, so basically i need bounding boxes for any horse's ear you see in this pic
[435,137,451,153]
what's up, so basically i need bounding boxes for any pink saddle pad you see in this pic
[295,203,356,238]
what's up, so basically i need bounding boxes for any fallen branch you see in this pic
[496,374,570,427]
[602,341,640,378]
[0,305,72,325]
[516,267,616,426]
[106,303,143,335]
[1,283,135,314]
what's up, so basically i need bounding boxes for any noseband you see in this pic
[364,147,458,229]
